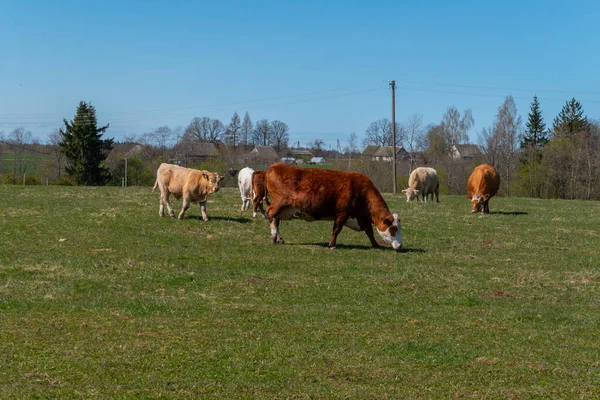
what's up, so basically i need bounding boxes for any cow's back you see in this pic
[409,167,438,191]
[468,164,500,197]
[266,162,374,219]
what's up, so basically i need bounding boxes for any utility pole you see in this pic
[390,80,397,194]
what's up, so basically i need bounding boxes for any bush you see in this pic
[56,177,76,186]
[24,176,42,185]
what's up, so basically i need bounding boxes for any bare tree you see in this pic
[477,126,501,167]
[344,132,359,169]
[362,118,403,147]
[479,96,522,195]
[8,127,33,178]
[183,117,212,142]
[241,112,253,146]
[441,106,474,148]
[269,120,289,151]
[253,119,271,146]
[310,139,326,157]
[402,113,424,171]
[206,119,225,143]
[47,128,64,180]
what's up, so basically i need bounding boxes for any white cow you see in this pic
[402,167,440,203]
[237,167,255,212]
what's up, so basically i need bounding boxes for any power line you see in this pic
[396,80,600,97]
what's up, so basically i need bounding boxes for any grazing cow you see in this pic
[402,167,440,203]
[265,163,402,250]
[251,170,270,219]
[467,164,500,214]
[152,163,224,220]
[237,167,255,212]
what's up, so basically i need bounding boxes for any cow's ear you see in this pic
[202,173,209,180]
[482,194,491,201]
[413,190,419,194]
[219,175,224,181]
[466,194,472,200]
[401,189,408,193]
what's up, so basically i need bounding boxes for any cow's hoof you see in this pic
[270,235,277,244]
[329,246,336,250]
[262,214,268,219]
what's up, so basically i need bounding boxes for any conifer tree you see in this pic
[59,101,114,185]
[521,95,549,149]
[552,98,589,138]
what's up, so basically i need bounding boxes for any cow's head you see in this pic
[376,213,402,250]
[203,172,225,193]
[401,188,419,202]
[468,193,489,213]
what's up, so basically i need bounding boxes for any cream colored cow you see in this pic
[152,163,224,220]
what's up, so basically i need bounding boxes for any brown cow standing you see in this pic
[265,163,402,250]
[251,170,270,219]
[467,164,500,214]
[152,163,224,220]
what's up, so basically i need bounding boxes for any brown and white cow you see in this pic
[265,163,402,250]
[251,170,270,219]
[467,164,500,214]
[152,163,224,220]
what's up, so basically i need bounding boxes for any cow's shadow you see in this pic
[187,215,252,223]
[290,242,425,253]
[489,211,528,216]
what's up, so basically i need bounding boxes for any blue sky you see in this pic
[1,0,599,149]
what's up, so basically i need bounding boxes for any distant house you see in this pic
[371,146,409,162]
[287,148,313,157]
[451,144,481,161]
[311,157,325,164]
[243,146,279,163]
[281,157,296,164]
[362,145,380,158]
[170,141,219,166]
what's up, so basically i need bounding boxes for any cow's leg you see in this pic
[359,217,381,248]
[178,196,190,220]
[329,213,349,249]
[252,194,261,219]
[483,200,490,214]
[162,192,175,218]
[435,186,440,203]
[267,202,285,244]
[200,200,208,221]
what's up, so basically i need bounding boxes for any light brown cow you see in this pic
[402,167,440,203]
[152,163,224,220]
[467,164,500,214]
[265,162,402,250]
[251,170,270,219]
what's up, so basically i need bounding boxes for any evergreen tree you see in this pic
[521,95,549,149]
[225,111,242,147]
[552,98,589,138]
[59,101,114,185]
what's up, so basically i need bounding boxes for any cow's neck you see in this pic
[367,191,392,223]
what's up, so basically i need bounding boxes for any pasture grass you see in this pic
[1,185,599,398]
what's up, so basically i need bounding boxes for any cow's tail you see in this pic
[152,179,158,192]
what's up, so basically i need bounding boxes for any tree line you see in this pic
[1,96,599,201]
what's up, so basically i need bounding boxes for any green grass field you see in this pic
[1,185,599,398]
